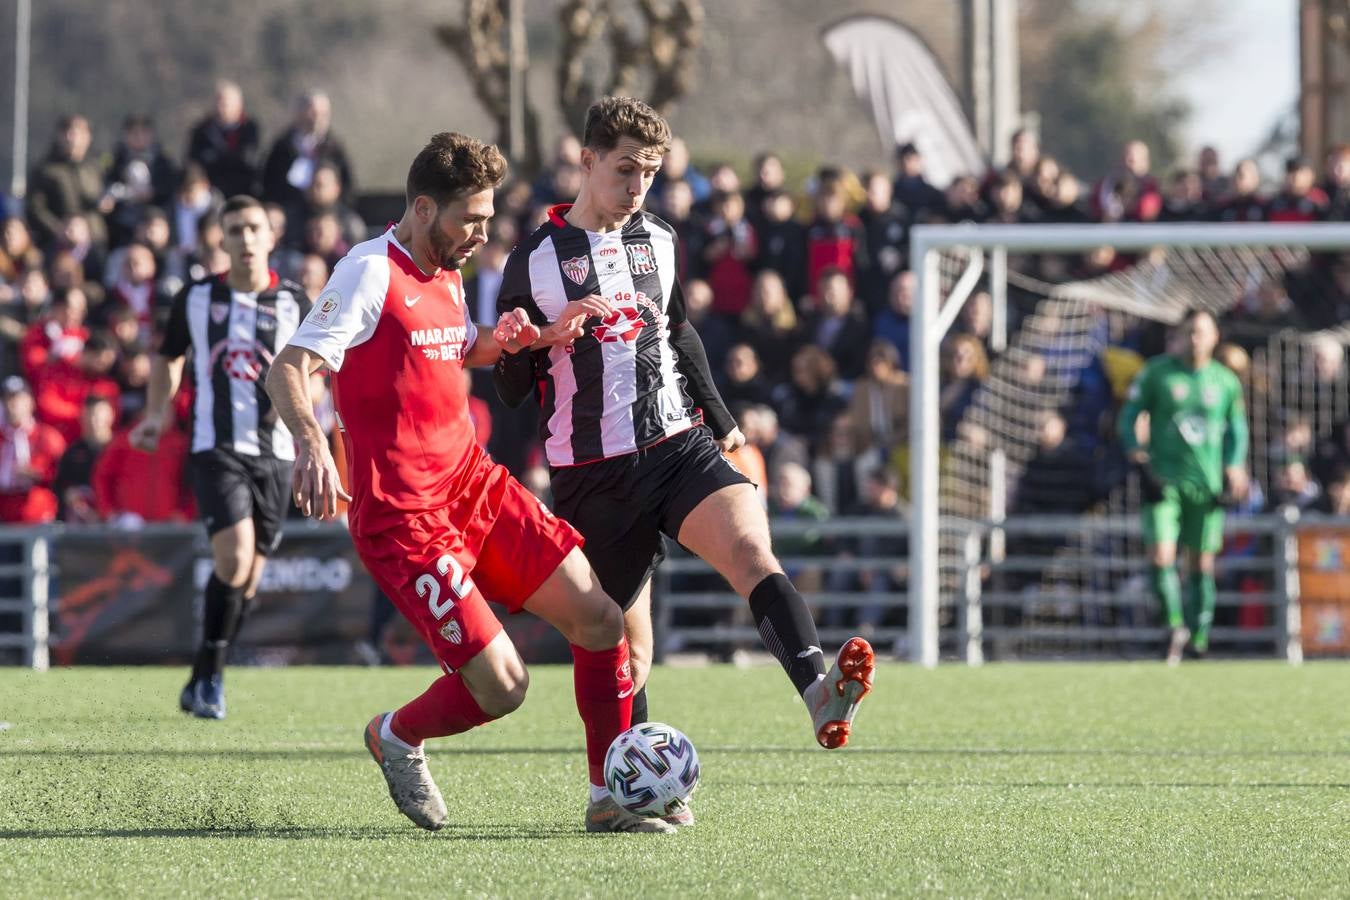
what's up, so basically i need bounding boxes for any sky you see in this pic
[1170,0,1298,163]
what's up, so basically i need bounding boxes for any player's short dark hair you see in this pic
[406,132,507,206]
[582,97,672,154]
[221,195,266,219]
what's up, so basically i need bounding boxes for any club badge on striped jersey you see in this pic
[561,256,590,285]
[626,242,657,275]
[210,302,229,324]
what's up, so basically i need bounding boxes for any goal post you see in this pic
[908,222,1350,668]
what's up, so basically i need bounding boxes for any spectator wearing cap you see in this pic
[892,142,944,222]
[0,376,67,523]
[103,114,180,247]
[34,333,121,444]
[19,287,88,382]
[186,80,260,198]
[262,90,354,232]
[26,115,107,251]
[1092,139,1162,223]
[53,393,115,522]
[1266,157,1329,223]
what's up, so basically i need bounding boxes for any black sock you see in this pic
[228,595,255,644]
[630,685,649,726]
[191,574,244,682]
[748,573,826,695]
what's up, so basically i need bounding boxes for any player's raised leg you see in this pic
[677,482,874,749]
[522,547,675,834]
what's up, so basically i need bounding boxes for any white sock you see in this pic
[380,713,416,750]
[589,783,609,803]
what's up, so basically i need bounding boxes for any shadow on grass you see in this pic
[0,822,585,841]
[1,746,1345,759]
[738,780,1350,790]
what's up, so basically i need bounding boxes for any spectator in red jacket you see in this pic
[92,413,193,524]
[19,286,89,381]
[1093,140,1162,222]
[805,174,865,298]
[34,332,121,444]
[0,376,67,523]
[703,189,758,316]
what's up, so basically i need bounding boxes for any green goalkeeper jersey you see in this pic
[1117,355,1248,495]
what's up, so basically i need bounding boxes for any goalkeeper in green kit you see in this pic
[1117,310,1250,665]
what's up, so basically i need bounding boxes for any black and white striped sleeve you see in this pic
[493,245,543,408]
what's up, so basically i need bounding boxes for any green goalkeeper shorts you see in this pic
[1141,482,1224,554]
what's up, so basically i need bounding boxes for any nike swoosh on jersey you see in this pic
[617,687,635,699]
[404,295,421,308]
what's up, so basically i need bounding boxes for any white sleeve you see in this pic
[464,320,479,354]
[286,253,390,371]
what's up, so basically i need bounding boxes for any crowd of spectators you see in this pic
[4,78,1350,598]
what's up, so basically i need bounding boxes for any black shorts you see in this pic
[189,449,293,555]
[550,427,752,611]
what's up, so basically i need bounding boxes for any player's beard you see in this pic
[429,227,467,271]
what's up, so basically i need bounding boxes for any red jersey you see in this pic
[288,228,480,539]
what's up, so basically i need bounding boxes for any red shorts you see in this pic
[353,460,582,672]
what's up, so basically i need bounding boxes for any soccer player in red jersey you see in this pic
[266,133,671,834]
[494,98,876,814]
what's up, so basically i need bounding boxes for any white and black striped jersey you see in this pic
[495,204,734,467]
[160,273,309,460]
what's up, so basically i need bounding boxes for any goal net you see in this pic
[910,223,1350,666]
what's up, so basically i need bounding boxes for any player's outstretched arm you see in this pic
[265,345,351,520]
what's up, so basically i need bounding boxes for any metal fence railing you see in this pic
[6,512,1350,668]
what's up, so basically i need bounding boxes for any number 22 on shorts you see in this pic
[415,554,474,619]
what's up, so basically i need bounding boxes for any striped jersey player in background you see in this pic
[132,194,309,719]
[495,98,876,802]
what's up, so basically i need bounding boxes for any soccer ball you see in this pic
[603,722,700,818]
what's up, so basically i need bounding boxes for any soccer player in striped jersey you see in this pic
[495,99,876,807]
[132,194,309,719]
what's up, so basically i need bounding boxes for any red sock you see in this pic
[389,673,493,745]
[571,638,635,787]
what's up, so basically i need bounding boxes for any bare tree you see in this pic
[440,0,703,177]
[435,0,543,174]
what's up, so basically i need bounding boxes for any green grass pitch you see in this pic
[1,662,1347,898]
